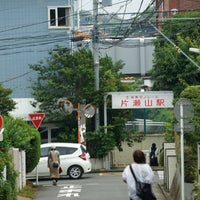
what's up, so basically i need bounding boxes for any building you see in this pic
[2,1,198,141]
[156,0,200,23]
[0,0,75,98]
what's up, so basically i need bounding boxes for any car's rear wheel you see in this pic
[68,165,83,179]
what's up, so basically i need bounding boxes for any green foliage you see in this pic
[159,150,164,167]
[149,11,200,98]
[30,47,135,155]
[0,164,17,200]
[184,145,197,183]
[0,105,41,200]
[0,116,41,199]
[148,12,200,183]
[86,130,116,158]
[164,122,175,142]
[180,86,200,153]
[0,84,16,115]
[17,180,36,199]
[180,86,200,182]
[2,116,41,173]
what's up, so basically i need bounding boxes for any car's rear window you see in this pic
[41,147,50,157]
[56,147,78,155]
[40,146,78,157]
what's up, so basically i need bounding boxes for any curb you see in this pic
[158,184,171,200]
[91,166,164,173]
[17,196,32,200]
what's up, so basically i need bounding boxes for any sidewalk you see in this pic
[153,183,171,200]
[17,196,32,200]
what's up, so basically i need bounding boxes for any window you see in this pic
[48,6,71,29]
[41,147,50,157]
[57,147,78,155]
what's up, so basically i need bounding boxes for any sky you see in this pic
[78,0,153,19]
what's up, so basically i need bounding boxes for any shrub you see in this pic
[0,116,41,199]
[3,116,41,173]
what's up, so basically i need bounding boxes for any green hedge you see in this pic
[0,116,41,199]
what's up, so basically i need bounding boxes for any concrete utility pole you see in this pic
[93,0,100,131]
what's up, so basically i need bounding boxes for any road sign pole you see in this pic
[198,143,200,185]
[180,101,185,200]
[77,103,81,143]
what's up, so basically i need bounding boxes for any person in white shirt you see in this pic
[122,149,154,200]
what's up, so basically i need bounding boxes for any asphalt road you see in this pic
[30,171,164,200]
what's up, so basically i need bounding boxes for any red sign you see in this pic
[0,115,3,129]
[29,113,45,129]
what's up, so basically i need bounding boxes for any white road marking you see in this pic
[57,184,82,198]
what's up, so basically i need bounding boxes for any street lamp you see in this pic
[189,48,200,54]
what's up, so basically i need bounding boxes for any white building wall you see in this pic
[100,37,155,75]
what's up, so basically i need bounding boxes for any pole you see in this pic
[143,108,146,134]
[93,0,100,131]
[198,143,200,185]
[180,101,185,200]
[104,94,110,169]
[78,103,81,143]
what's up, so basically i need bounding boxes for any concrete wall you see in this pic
[91,134,165,169]
[111,134,165,168]
[9,148,26,191]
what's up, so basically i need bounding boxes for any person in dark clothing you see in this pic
[150,143,159,166]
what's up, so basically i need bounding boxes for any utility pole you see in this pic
[92,0,100,131]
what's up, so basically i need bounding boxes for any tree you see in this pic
[0,84,16,115]
[149,12,200,97]
[30,47,136,156]
[175,85,200,182]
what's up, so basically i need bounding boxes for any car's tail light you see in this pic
[79,152,87,161]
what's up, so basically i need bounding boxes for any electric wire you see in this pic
[0,1,200,83]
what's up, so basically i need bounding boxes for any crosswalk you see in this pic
[57,184,82,198]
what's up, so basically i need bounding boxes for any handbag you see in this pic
[129,165,157,200]
[59,166,63,174]
[53,162,59,168]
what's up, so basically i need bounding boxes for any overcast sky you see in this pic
[78,0,152,18]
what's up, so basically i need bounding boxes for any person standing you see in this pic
[122,149,155,200]
[149,143,159,166]
[48,145,60,185]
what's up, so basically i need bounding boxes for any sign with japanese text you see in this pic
[111,91,174,109]
[29,113,45,129]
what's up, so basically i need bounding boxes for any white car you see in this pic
[27,142,92,179]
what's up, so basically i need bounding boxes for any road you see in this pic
[30,171,164,200]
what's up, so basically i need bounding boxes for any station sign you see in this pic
[111,91,174,109]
